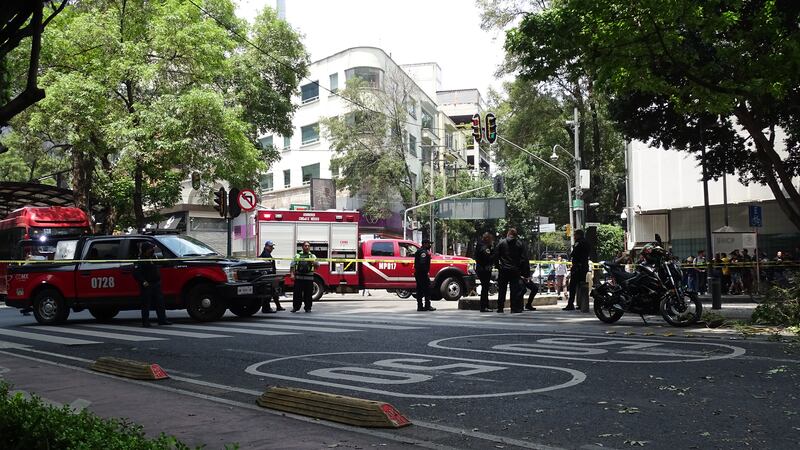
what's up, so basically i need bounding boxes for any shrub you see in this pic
[0,382,198,450]
[751,272,800,328]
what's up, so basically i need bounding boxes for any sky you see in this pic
[234,0,509,98]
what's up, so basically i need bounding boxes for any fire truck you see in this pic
[257,210,475,301]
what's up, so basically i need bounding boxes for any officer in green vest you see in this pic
[290,241,319,312]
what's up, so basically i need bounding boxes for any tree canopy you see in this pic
[505,0,800,229]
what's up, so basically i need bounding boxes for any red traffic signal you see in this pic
[485,112,497,144]
[471,113,482,143]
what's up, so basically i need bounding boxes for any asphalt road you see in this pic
[1,292,799,449]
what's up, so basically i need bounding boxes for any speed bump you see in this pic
[90,357,169,380]
[256,386,411,428]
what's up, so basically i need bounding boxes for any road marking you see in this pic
[169,324,296,336]
[258,318,423,330]
[246,351,586,399]
[314,314,547,329]
[28,326,165,342]
[0,328,100,345]
[224,321,360,333]
[83,324,231,339]
[428,333,747,364]
[0,340,31,349]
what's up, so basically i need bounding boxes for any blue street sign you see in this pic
[749,205,762,227]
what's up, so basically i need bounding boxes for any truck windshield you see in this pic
[155,235,219,257]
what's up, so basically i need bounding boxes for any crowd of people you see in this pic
[683,249,795,295]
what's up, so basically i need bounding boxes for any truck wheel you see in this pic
[439,277,464,301]
[310,277,325,302]
[89,307,120,322]
[187,284,226,322]
[229,299,262,318]
[32,289,69,325]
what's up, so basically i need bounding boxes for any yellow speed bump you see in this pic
[256,386,411,428]
[90,356,169,380]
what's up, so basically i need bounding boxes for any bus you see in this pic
[0,206,92,300]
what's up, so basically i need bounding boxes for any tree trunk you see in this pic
[133,161,145,230]
[71,150,94,218]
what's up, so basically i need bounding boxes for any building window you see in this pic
[301,123,320,145]
[329,73,338,93]
[259,135,274,149]
[283,169,291,188]
[283,135,291,150]
[300,82,319,104]
[259,173,273,192]
[422,109,433,129]
[408,134,417,157]
[406,98,417,119]
[302,163,320,185]
[467,155,475,169]
[345,66,383,89]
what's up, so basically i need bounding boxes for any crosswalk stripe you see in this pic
[0,340,30,349]
[0,328,100,346]
[257,319,423,330]
[27,326,165,342]
[83,324,231,339]
[222,321,360,333]
[318,314,546,328]
[169,324,296,336]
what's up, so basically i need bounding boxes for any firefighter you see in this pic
[414,238,436,312]
[475,232,496,312]
[259,240,284,313]
[133,242,171,327]
[290,241,319,312]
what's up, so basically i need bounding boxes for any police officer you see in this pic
[259,240,284,313]
[475,232,495,313]
[495,228,529,313]
[133,242,171,327]
[564,229,591,311]
[290,241,319,312]
[414,238,436,312]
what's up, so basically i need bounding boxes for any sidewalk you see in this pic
[0,352,411,449]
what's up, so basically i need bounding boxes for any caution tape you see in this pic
[0,256,587,266]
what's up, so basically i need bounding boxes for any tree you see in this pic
[0,0,69,129]
[323,70,422,219]
[505,0,800,230]
[1,0,307,230]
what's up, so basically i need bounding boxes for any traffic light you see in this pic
[214,187,227,218]
[228,187,241,219]
[493,174,504,193]
[471,113,482,143]
[485,112,497,144]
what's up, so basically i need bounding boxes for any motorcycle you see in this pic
[591,245,702,327]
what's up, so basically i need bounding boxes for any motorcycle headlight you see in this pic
[222,267,239,283]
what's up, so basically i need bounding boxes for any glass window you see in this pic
[329,73,338,93]
[85,240,121,260]
[422,109,433,129]
[399,242,419,257]
[300,82,319,104]
[408,134,417,157]
[155,235,218,257]
[283,169,291,188]
[259,135,273,149]
[301,123,320,145]
[259,173,273,192]
[302,163,320,185]
[283,136,291,150]
[345,67,383,89]
[371,241,395,257]
[445,131,454,150]
[407,98,417,119]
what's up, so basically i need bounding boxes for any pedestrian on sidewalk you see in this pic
[259,241,284,313]
[475,232,496,313]
[290,241,319,313]
[564,229,591,311]
[134,242,171,327]
[696,250,707,294]
[554,255,568,299]
[495,228,529,313]
[413,238,436,312]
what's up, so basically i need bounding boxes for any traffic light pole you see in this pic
[497,135,575,247]
[403,183,492,241]
[226,218,232,257]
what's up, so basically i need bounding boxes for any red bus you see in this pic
[0,206,92,299]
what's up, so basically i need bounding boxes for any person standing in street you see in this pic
[475,232,496,313]
[564,229,591,311]
[259,240,284,313]
[133,242,171,327]
[414,238,437,312]
[554,255,568,300]
[495,228,529,313]
[290,241,319,312]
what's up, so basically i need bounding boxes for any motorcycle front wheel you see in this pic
[593,296,624,323]
[659,292,702,327]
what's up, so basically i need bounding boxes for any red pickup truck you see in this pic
[6,234,279,325]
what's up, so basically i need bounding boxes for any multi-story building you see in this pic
[436,88,491,176]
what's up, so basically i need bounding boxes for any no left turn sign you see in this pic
[237,189,258,212]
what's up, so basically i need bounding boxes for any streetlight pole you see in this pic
[565,107,582,230]
[498,135,575,246]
